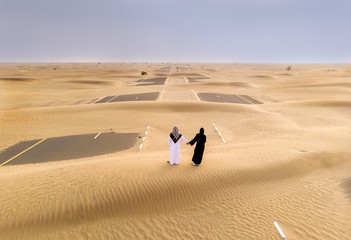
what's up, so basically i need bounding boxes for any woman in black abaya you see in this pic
[188,128,206,166]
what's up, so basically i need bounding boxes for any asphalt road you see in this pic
[136,78,167,86]
[95,92,160,104]
[197,93,262,104]
[0,132,139,166]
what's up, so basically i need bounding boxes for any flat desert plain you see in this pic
[0,63,350,239]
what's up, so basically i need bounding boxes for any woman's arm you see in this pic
[189,134,198,146]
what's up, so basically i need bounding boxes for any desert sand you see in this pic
[0,63,350,239]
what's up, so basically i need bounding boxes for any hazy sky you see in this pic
[1,0,350,62]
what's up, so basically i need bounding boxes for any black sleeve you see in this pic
[189,134,198,146]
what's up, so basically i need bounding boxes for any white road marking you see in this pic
[202,73,211,78]
[192,90,201,102]
[106,95,118,103]
[237,95,253,104]
[138,126,150,153]
[91,97,103,104]
[245,95,262,104]
[274,221,287,240]
[212,123,226,143]
[0,138,47,167]
[158,90,165,101]
[94,132,101,139]
[164,77,170,85]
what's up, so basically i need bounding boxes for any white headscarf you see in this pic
[171,126,180,139]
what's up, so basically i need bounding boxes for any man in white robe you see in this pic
[168,126,188,165]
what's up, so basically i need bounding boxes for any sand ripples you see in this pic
[1,150,347,238]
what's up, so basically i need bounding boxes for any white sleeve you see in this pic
[168,136,172,146]
[181,135,188,143]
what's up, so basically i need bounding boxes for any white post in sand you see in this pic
[138,126,150,153]
[212,123,226,143]
[274,220,287,240]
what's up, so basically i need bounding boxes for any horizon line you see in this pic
[1,61,350,64]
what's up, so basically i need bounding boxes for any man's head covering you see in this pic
[172,126,180,138]
[200,128,204,134]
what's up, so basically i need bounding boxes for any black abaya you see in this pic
[189,133,206,164]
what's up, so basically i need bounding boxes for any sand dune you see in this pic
[68,80,115,85]
[0,63,351,239]
[0,77,39,82]
[200,81,253,88]
[281,99,351,108]
[249,75,275,79]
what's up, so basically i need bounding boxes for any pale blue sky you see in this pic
[1,0,350,62]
